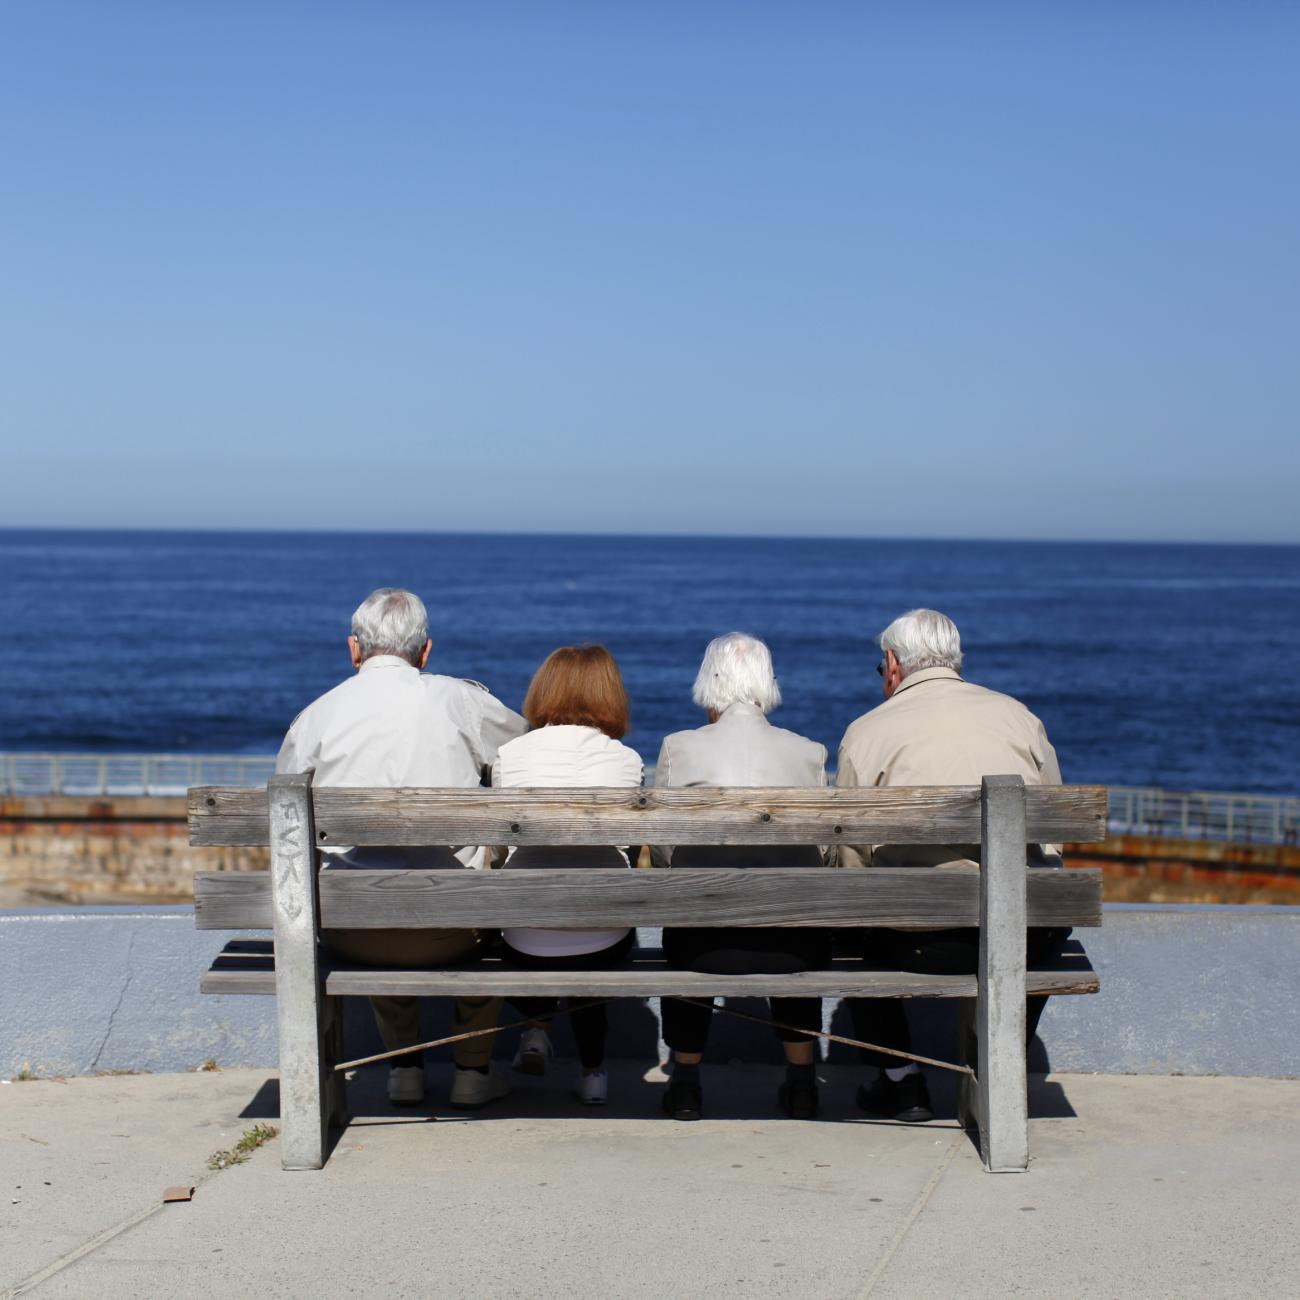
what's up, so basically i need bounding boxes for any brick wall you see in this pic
[4,794,1298,906]
[0,796,268,904]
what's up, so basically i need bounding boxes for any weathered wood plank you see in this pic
[201,967,279,995]
[189,784,1108,848]
[199,942,1099,999]
[193,865,1103,931]
[201,968,1103,998]
[324,963,1099,999]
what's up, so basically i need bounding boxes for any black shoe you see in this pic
[777,1079,820,1119]
[662,1079,703,1121]
[856,1072,933,1122]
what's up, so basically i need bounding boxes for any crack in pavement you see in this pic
[87,931,136,1073]
[858,1132,962,1298]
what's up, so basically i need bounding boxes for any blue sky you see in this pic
[4,2,1298,542]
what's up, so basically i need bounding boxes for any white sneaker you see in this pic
[449,1066,511,1110]
[511,1027,553,1077]
[576,1069,608,1106]
[387,1065,425,1106]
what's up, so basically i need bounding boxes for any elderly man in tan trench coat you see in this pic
[836,608,1069,1121]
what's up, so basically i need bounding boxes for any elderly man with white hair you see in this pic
[836,608,1067,1122]
[653,632,830,1122]
[276,587,526,1110]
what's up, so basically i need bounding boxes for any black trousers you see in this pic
[661,927,832,1055]
[502,932,636,1070]
[849,927,1072,1069]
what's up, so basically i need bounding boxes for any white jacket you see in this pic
[492,724,643,957]
[276,654,526,869]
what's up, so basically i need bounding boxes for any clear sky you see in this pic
[4,2,1298,542]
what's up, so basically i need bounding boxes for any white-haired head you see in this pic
[878,608,963,676]
[350,588,429,665]
[692,632,783,715]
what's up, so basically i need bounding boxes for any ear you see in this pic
[883,650,904,699]
[348,636,364,669]
[416,639,432,670]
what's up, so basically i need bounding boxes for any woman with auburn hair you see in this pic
[491,644,643,1105]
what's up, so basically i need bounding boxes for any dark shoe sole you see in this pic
[777,1083,820,1119]
[513,1052,547,1077]
[891,1104,934,1123]
[661,1091,702,1121]
[856,1083,933,1123]
[857,1097,933,1122]
[447,1094,505,1111]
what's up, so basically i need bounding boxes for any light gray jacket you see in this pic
[652,701,827,868]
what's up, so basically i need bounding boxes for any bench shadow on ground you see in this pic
[236,992,1077,1138]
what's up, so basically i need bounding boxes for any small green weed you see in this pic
[198,1058,220,1073]
[207,1123,278,1171]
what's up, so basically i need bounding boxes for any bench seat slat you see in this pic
[189,784,1108,848]
[194,866,1102,931]
[199,940,1098,999]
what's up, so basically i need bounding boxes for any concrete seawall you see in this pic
[3,904,1297,1080]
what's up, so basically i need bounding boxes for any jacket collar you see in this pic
[893,665,963,697]
[717,701,768,722]
[358,654,417,673]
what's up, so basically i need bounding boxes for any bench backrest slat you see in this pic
[189,784,1108,848]
[193,865,1103,931]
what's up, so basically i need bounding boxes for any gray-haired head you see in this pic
[692,632,783,715]
[878,608,963,677]
[350,588,430,665]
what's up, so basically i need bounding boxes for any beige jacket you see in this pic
[835,667,1062,870]
[652,701,827,868]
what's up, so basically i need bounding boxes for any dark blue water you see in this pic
[1,530,1297,794]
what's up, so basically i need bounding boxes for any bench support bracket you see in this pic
[975,775,1029,1172]
[268,772,333,1170]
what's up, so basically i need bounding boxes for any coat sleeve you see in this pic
[471,690,528,770]
[834,742,870,868]
[1033,718,1064,863]
[1036,721,1063,785]
[649,739,672,868]
[275,713,310,775]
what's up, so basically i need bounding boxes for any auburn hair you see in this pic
[522,644,631,739]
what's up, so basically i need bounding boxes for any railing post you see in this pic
[267,772,331,1170]
[976,774,1029,1172]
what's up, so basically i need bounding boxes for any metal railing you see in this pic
[1106,785,1300,846]
[2,754,1297,845]
[0,752,278,798]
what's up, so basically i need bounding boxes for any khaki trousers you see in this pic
[322,929,500,1070]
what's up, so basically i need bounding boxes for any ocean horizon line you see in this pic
[3,525,1298,552]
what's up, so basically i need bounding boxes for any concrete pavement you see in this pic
[2,1066,1298,1298]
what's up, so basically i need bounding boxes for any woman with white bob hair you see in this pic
[652,632,830,1122]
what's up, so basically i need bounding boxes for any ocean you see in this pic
[1,530,1297,794]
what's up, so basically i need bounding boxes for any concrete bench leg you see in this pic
[976,775,1029,1173]
[268,773,330,1171]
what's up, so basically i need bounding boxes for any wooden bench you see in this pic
[189,773,1106,1173]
